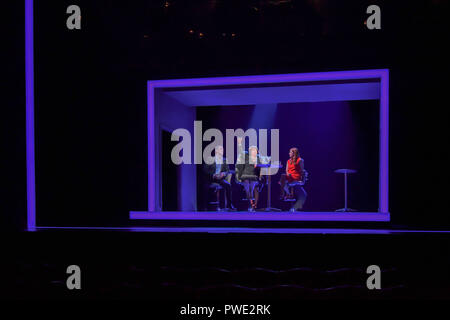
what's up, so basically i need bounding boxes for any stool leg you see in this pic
[216,189,221,210]
[279,174,286,198]
[344,172,348,211]
[294,187,307,210]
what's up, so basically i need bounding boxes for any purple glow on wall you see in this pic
[25,0,36,231]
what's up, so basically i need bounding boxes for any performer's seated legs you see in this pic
[241,175,259,211]
[242,180,251,201]
[250,180,259,209]
[280,174,296,199]
[284,184,292,198]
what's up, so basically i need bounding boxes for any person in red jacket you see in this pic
[279,147,304,200]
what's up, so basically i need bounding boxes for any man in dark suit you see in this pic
[203,145,236,211]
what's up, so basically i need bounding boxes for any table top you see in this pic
[256,163,283,168]
[334,168,357,174]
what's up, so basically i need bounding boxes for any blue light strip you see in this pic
[25,0,36,231]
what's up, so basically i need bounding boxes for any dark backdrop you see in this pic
[6,0,450,229]
[195,100,379,212]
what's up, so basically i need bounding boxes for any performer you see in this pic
[279,148,306,211]
[279,147,304,199]
[236,140,263,211]
[203,145,236,211]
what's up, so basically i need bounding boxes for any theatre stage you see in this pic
[129,211,390,222]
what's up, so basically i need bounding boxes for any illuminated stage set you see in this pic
[26,68,390,231]
[23,0,390,232]
[129,69,390,224]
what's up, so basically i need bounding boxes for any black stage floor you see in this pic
[2,230,450,300]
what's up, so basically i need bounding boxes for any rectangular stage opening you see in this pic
[130,70,389,223]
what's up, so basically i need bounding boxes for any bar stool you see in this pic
[285,169,308,211]
[208,172,233,211]
[208,183,223,211]
[334,168,357,212]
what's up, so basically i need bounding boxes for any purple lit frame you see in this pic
[131,68,389,221]
[25,0,389,230]
[25,0,35,231]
